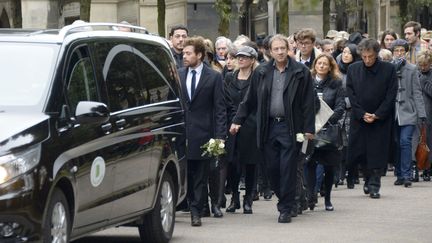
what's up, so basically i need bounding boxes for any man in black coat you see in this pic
[178,36,226,226]
[346,38,398,199]
[230,34,316,223]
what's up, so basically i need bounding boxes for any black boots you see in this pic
[243,195,253,214]
[226,193,240,212]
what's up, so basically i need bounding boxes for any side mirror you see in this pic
[75,101,110,124]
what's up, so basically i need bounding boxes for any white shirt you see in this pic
[186,62,204,99]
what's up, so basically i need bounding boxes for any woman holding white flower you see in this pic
[224,45,261,214]
[306,53,345,211]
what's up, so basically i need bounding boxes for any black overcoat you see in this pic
[312,76,345,166]
[178,64,227,160]
[225,71,263,164]
[232,58,316,148]
[346,59,397,169]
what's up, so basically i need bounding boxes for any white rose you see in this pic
[209,138,216,145]
[219,142,225,149]
[296,133,305,143]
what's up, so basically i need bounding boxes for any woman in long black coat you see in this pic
[307,53,345,211]
[224,46,262,214]
[346,39,397,198]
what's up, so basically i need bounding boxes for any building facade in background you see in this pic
[0,0,430,41]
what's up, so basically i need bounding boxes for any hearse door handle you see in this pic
[101,123,112,134]
[115,119,126,130]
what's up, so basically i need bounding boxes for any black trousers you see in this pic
[187,159,210,216]
[264,121,299,214]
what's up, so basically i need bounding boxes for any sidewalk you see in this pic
[172,175,432,243]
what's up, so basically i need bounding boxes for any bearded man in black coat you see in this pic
[346,38,398,199]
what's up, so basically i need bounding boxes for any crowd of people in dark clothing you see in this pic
[168,20,432,226]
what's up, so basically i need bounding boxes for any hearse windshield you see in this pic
[0,42,59,110]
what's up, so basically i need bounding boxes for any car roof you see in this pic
[0,23,170,49]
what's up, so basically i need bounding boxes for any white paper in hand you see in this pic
[315,98,334,132]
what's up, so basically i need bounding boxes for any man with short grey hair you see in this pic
[230,34,316,223]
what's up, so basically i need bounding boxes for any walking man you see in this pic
[346,38,398,199]
[178,36,226,227]
[230,34,316,223]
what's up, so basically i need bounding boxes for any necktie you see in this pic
[191,70,196,98]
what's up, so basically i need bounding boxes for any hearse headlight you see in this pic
[0,144,41,184]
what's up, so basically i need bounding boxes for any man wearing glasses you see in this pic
[295,28,321,68]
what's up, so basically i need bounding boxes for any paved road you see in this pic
[74,175,432,243]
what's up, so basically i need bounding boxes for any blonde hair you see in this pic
[311,53,342,80]
[417,50,432,65]
[378,49,393,62]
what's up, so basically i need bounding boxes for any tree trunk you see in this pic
[323,0,331,37]
[12,0,22,28]
[80,0,91,22]
[215,0,232,36]
[158,0,166,36]
[399,0,408,33]
[278,0,289,35]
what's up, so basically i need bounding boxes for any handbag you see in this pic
[314,123,343,150]
[416,123,430,170]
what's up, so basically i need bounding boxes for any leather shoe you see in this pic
[394,178,404,185]
[201,206,210,217]
[363,185,370,195]
[403,179,412,188]
[290,207,298,217]
[263,190,273,200]
[325,202,334,211]
[278,212,292,223]
[211,205,223,218]
[191,215,202,227]
[370,192,380,199]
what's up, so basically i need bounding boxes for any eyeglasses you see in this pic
[298,41,313,46]
[216,47,227,51]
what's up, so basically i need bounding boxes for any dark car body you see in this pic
[0,23,186,242]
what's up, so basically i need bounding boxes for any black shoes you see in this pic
[243,196,253,214]
[363,185,370,195]
[278,212,292,223]
[325,201,334,211]
[211,205,223,218]
[394,178,404,185]
[403,179,412,188]
[191,215,202,227]
[201,206,211,217]
[263,189,273,200]
[395,178,412,187]
[370,192,380,199]
[226,194,240,213]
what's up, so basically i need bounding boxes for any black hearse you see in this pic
[0,23,186,243]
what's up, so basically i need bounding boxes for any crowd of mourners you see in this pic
[167,20,432,226]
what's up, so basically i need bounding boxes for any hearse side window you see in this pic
[66,46,98,115]
[133,43,178,103]
[94,42,147,112]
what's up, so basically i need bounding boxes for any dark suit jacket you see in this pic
[232,58,316,148]
[179,64,226,160]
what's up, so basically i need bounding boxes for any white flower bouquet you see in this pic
[201,138,226,158]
